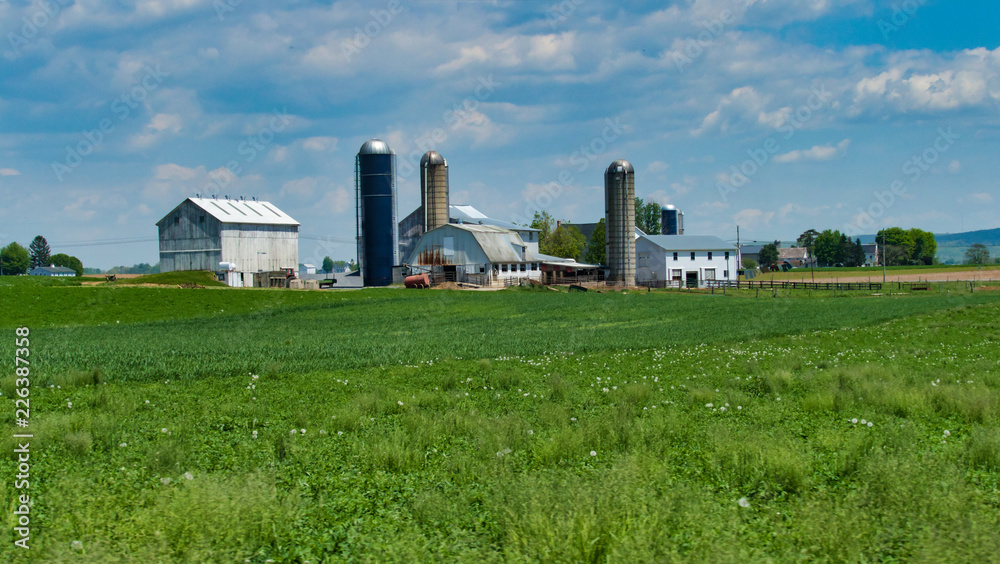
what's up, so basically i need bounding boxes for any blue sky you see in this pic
[0,0,997,268]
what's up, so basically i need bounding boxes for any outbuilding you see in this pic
[636,235,740,288]
[404,223,541,286]
[29,265,76,277]
[157,197,299,287]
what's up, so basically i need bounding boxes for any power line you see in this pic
[49,237,158,248]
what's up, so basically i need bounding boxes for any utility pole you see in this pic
[882,230,887,284]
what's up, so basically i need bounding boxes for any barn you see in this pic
[636,235,740,288]
[157,197,299,286]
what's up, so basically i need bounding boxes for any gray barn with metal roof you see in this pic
[157,197,299,283]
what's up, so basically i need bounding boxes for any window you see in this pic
[199,215,205,224]
[480,266,485,273]
[501,264,508,272]
[704,269,716,280]
[671,269,682,281]
[174,216,180,225]
[725,252,730,260]
[520,264,526,272]
[673,252,678,261]
[708,252,713,260]
[724,270,729,278]
[531,263,538,271]
[690,252,696,260]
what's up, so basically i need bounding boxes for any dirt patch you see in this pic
[433,282,463,290]
[978,286,1000,291]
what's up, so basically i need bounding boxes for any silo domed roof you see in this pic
[420,151,446,166]
[359,139,393,155]
[606,159,634,174]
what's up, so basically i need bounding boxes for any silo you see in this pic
[605,160,636,286]
[356,139,397,287]
[661,205,684,235]
[420,151,449,232]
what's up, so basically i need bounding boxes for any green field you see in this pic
[1,282,999,562]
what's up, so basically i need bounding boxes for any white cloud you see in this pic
[315,186,352,214]
[774,139,850,163]
[947,160,962,174]
[961,193,993,204]
[733,208,774,231]
[302,137,338,152]
[691,86,787,136]
[130,113,183,148]
[647,160,669,173]
[0,168,21,176]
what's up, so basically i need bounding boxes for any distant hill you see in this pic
[933,228,1000,247]
[853,228,1000,264]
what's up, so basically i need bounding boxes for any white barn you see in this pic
[405,223,542,286]
[157,197,299,287]
[636,235,740,288]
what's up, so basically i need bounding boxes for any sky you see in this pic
[0,0,998,269]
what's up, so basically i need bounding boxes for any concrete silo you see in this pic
[661,205,684,235]
[605,159,635,286]
[420,151,449,232]
[356,139,398,287]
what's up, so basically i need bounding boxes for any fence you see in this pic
[706,280,884,291]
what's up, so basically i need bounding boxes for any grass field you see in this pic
[1,281,999,562]
[756,264,1000,282]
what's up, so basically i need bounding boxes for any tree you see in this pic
[583,218,606,265]
[322,256,334,273]
[349,260,358,272]
[530,211,555,249]
[634,197,661,235]
[29,235,51,269]
[544,223,587,260]
[965,243,991,265]
[741,258,758,270]
[758,243,779,269]
[848,239,866,268]
[813,229,845,266]
[909,228,937,265]
[50,253,84,276]
[796,229,820,253]
[1,242,30,275]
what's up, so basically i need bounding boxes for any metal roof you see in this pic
[428,223,528,263]
[533,252,600,268]
[740,244,764,254]
[449,204,540,233]
[182,197,300,226]
[606,159,634,174]
[30,266,76,274]
[358,139,393,155]
[778,248,808,260]
[420,151,446,166]
[642,235,736,251]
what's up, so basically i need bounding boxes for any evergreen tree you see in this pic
[29,235,51,269]
[758,243,779,269]
[634,197,661,235]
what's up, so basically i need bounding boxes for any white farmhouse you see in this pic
[636,235,740,287]
[157,197,299,287]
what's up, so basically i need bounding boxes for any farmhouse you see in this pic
[636,235,740,288]
[30,265,76,277]
[157,197,299,287]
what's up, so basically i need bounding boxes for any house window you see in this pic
[725,252,730,260]
[708,252,713,260]
[704,269,716,280]
[501,264,508,272]
[671,269,682,280]
[724,270,729,278]
[690,252,696,260]
[480,266,485,273]
[531,263,538,271]
[520,264,526,272]
[673,252,678,261]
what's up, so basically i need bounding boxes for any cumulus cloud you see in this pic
[0,168,21,176]
[302,137,338,152]
[692,86,790,136]
[733,208,774,231]
[774,139,850,163]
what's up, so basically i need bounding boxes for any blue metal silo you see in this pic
[356,139,398,287]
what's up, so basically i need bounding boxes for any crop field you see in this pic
[1,282,999,562]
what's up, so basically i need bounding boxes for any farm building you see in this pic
[30,265,76,277]
[157,197,299,287]
[778,247,811,268]
[404,222,599,286]
[398,204,541,262]
[636,235,739,288]
[404,223,538,286]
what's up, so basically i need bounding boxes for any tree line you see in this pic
[527,197,662,264]
[1,236,84,276]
